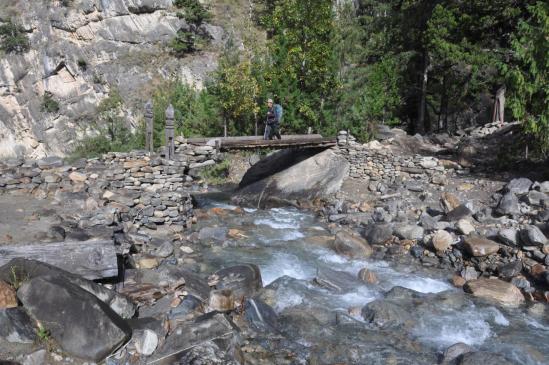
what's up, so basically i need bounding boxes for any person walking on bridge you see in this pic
[264,98,282,140]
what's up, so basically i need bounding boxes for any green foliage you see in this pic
[151,81,220,146]
[9,265,28,289]
[0,20,29,54]
[37,325,50,342]
[210,40,260,136]
[199,159,230,185]
[506,1,549,156]
[77,58,87,71]
[174,0,211,25]
[71,90,144,159]
[41,93,60,113]
[170,29,197,56]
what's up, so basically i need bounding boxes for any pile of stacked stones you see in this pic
[335,131,451,187]
[0,143,222,230]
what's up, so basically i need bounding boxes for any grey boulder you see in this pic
[0,308,37,344]
[17,275,131,362]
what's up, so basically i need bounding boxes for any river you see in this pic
[192,193,549,364]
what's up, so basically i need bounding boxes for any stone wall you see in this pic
[0,142,222,230]
[335,131,456,189]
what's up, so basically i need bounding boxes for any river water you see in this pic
[193,195,549,364]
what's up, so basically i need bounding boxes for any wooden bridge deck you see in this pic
[186,134,337,150]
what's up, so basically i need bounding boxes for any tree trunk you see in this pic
[417,50,431,134]
[223,116,228,137]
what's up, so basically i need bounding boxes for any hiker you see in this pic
[264,98,282,140]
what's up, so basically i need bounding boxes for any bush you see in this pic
[174,0,211,25]
[41,93,60,113]
[77,58,87,71]
[70,89,145,159]
[169,29,197,56]
[199,159,230,185]
[0,20,29,54]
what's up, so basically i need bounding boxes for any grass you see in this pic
[199,159,230,184]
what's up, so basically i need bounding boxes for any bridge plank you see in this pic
[186,134,336,150]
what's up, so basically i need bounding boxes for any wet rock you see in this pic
[314,267,361,293]
[150,313,234,363]
[332,229,373,258]
[497,228,519,246]
[358,268,379,284]
[243,298,278,331]
[498,260,522,279]
[463,236,500,257]
[442,342,473,363]
[213,264,263,298]
[393,224,424,241]
[363,224,393,245]
[0,280,17,309]
[520,226,548,247]
[432,230,454,252]
[17,275,131,361]
[150,241,174,258]
[504,178,532,195]
[463,278,524,306]
[456,219,475,235]
[496,193,520,216]
[361,300,411,328]
[0,308,37,343]
[458,351,514,365]
[461,266,479,281]
[134,329,158,356]
[208,289,235,312]
[198,226,228,242]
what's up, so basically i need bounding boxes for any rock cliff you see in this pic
[0,0,223,158]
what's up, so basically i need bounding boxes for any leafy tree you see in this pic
[211,41,260,136]
[506,1,549,155]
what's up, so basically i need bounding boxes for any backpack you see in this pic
[274,104,283,124]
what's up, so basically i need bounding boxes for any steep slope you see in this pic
[0,0,225,158]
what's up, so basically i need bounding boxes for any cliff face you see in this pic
[0,0,224,159]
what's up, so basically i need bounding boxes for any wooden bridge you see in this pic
[185,134,337,150]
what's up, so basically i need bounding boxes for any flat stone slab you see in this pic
[463,236,500,256]
[464,278,524,307]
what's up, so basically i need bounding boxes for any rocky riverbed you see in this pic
[1,125,549,364]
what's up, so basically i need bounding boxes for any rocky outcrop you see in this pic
[0,0,223,159]
[233,148,349,208]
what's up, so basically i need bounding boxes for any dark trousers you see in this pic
[268,123,281,140]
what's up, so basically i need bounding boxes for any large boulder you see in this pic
[0,259,135,319]
[463,278,524,307]
[496,193,520,216]
[363,224,393,245]
[332,229,373,258]
[17,275,131,361]
[520,226,548,247]
[233,149,349,208]
[504,178,533,195]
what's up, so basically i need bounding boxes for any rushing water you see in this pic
[194,195,549,364]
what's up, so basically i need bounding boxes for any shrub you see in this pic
[169,29,196,56]
[199,159,230,185]
[0,20,29,54]
[41,93,60,113]
[174,0,211,25]
[77,58,87,71]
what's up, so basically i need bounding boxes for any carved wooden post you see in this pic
[144,100,154,154]
[165,104,175,160]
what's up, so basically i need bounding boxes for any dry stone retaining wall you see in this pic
[0,141,222,230]
[335,132,453,187]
